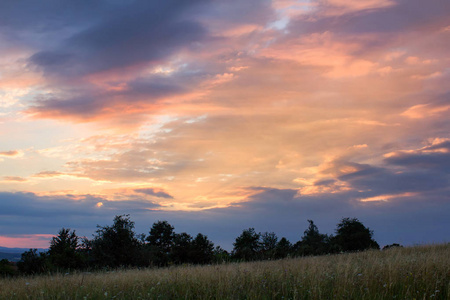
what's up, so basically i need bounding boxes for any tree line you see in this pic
[1,215,392,276]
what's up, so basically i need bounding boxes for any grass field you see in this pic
[0,243,448,299]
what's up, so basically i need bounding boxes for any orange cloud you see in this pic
[0,150,22,157]
[260,32,377,78]
[3,176,27,182]
[322,0,396,15]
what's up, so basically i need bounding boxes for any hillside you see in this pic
[0,251,22,262]
[0,247,46,262]
[0,243,448,299]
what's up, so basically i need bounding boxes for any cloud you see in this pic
[197,185,450,248]
[3,176,27,182]
[27,70,204,120]
[0,191,161,219]
[300,0,450,35]
[0,150,20,157]
[134,188,173,199]
[317,139,450,198]
[401,92,450,119]
[28,1,209,78]
[0,183,449,250]
[384,139,450,171]
[32,171,64,178]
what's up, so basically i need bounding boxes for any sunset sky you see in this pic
[1,0,449,250]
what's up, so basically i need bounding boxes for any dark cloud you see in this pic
[200,0,274,26]
[0,0,108,31]
[1,184,449,250]
[197,186,450,249]
[17,0,278,120]
[285,0,450,55]
[314,179,336,186]
[28,0,209,77]
[30,94,106,119]
[134,188,173,199]
[385,151,450,172]
[337,163,448,195]
[0,192,161,235]
[0,192,159,218]
[28,65,205,119]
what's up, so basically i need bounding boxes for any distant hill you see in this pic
[0,251,22,262]
[0,246,47,262]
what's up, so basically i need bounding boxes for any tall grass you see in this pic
[1,243,448,299]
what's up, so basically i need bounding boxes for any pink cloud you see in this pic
[0,234,53,249]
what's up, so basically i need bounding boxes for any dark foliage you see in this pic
[13,215,383,274]
[260,232,278,260]
[171,232,193,264]
[49,228,84,270]
[383,243,403,250]
[295,220,331,256]
[90,214,142,268]
[232,228,261,261]
[333,218,380,252]
[146,220,175,266]
[17,249,49,274]
[0,259,16,277]
[274,237,292,259]
[190,233,215,264]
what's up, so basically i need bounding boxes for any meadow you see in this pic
[0,243,448,300]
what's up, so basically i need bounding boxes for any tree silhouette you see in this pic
[0,259,16,277]
[91,215,141,267]
[17,249,49,274]
[275,237,292,259]
[333,218,379,252]
[48,228,83,270]
[382,243,403,250]
[171,232,193,264]
[232,228,260,261]
[260,232,278,259]
[190,233,215,264]
[297,220,330,256]
[146,220,175,266]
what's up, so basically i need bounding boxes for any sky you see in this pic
[0,0,449,250]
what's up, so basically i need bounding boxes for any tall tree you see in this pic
[171,232,193,264]
[17,249,49,274]
[297,220,329,256]
[260,231,278,260]
[91,215,141,267]
[190,233,214,264]
[146,220,175,266]
[333,217,379,252]
[49,228,83,270]
[275,237,292,259]
[232,228,260,261]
